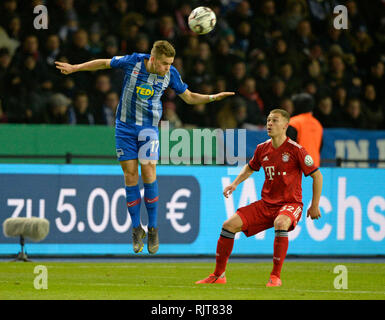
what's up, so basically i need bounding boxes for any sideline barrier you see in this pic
[1,125,384,166]
[0,164,384,256]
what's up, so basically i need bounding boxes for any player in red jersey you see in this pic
[196,109,323,287]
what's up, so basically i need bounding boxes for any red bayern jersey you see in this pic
[248,137,318,206]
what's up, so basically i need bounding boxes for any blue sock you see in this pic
[144,180,159,229]
[125,185,141,228]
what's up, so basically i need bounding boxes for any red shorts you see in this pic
[236,200,303,237]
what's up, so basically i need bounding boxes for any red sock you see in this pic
[271,230,289,278]
[214,229,235,277]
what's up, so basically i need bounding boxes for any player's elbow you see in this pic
[179,91,195,104]
[311,169,323,182]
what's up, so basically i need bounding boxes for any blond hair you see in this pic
[270,108,290,122]
[151,40,176,58]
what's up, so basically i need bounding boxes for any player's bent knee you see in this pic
[222,218,242,234]
[274,215,291,231]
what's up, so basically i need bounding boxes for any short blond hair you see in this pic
[151,40,176,58]
[269,108,290,122]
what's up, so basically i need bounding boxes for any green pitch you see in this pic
[0,261,384,300]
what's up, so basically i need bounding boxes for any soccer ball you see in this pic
[188,6,217,35]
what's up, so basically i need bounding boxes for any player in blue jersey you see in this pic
[55,40,234,254]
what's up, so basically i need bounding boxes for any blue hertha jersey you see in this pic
[110,53,188,127]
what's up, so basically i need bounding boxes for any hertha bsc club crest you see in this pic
[282,152,290,162]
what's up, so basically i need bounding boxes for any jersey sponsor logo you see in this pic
[136,83,154,100]
[282,152,290,162]
[304,154,314,166]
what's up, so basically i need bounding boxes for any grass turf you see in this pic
[0,261,384,300]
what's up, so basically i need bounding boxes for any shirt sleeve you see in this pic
[168,66,188,94]
[248,145,261,171]
[297,146,318,176]
[110,53,136,69]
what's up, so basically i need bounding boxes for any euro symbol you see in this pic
[166,188,191,233]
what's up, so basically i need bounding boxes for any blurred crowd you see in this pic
[0,0,384,129]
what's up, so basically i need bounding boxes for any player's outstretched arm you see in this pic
[307,169,323,220]
[55,59,112,75]
[179,89,235,105]
[223,164,254,198]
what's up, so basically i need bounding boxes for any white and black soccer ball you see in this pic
[188,6,217,35]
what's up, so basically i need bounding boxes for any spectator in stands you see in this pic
[213,38,238,77]
[253,0,283,49]
[101,90,119,126]
[326,54,361,96]
[0,48,11,98]
[196,42,215,77]
[291,19,318,52]
[320,21,353,54]
[226,60,247,92]
[186,59,211,92]
[184,103,212,128]
[227,1,253,32]
[11,34,42,70]
[69,91,95,125]
[44,93,71,124]
[238,76,265,125]
[141,0,161,38]
[280,0,309,32]
[340,98,368,129]
[269,37,300,74]
[174,2,192,37]
[90,72,112,124]
[263,77,287,115]
[4,15,22,42]
[314,95,342,128]
[333,86,347,112]
[361,84,384,130]
[217,97,247,129]
[349,24,374,70]
[233,20,252,59]
[253,61,270,99]
[162,100,183,129]
[278,62,301,96]
[365,61,385,102]
[346,0,366,31]
[1,0,383,131]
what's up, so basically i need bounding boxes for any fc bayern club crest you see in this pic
[282,152,290,162]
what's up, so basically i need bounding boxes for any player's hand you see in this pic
[55,61,77,75]
[223,184,236,198]
[213,92,235,101]
[307,205,321,220]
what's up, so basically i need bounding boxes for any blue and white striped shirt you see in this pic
[110,53,187,127]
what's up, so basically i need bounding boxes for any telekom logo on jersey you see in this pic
[265,166,275,180]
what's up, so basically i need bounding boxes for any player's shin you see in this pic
[125,185,141,228]
[144,180,159,228]
[214,228,235,277]
[271,230,289,278]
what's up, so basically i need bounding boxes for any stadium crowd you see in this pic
[0,0,384,129]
